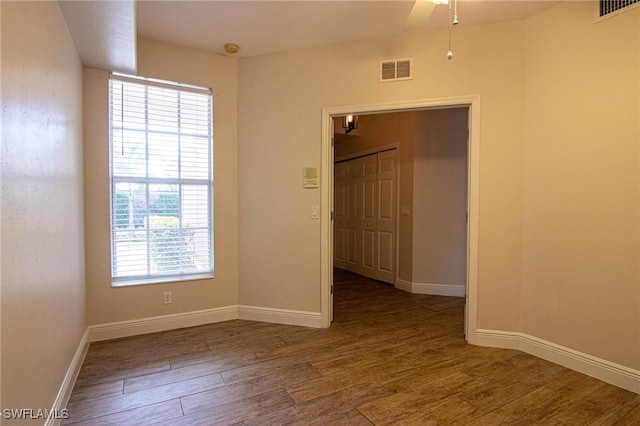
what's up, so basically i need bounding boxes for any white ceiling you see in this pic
[59,0,559,72]
[59,0,136,73]
[136,1,415,58]
[137,1,559,58]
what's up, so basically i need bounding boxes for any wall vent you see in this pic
[379,58,413,82]
[596,0,639,21]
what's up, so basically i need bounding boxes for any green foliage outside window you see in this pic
[114,192,130,229]
[149,193,180,218]
[148,216,195,272]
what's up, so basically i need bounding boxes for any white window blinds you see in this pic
[109,73,214,285]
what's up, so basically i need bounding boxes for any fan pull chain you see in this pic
[447,1,453,60]
[447,0,459,60]
[453,0,459,25]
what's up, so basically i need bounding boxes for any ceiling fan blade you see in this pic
[403,0,436,32]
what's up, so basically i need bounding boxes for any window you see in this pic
[109,73,213,286]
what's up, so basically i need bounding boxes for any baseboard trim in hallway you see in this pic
[476,329,640,394]
[396,279,466,297]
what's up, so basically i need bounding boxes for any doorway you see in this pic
[320,96,480,345]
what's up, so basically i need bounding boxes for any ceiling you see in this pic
[59,0,136,73]
[136,0,559,58]
[59,0,559,72]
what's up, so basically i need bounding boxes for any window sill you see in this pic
[112,272,214,288]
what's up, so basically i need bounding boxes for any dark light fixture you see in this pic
[342,115,358,134]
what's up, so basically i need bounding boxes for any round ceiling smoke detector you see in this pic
[224,43,240,55]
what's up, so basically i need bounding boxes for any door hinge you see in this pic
[331,285,334,295]
[331,136,335,147]
[331,211,334,221]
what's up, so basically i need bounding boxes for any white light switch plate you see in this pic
[311,206,319,219]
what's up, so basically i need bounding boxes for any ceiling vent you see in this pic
[596,0,639,20]
[379,58,413,82]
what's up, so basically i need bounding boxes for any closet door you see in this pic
[360,154,379,279]
[346,157,363,275]
[376,150,396,283]
[334,150,396,285]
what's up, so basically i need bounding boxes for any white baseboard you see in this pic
[476,329,640,394]
[395,278,413,293]
[474,329,521,350]
[88,306,238,342]
[396,279,465,297]
[413,282,466,297]
[238,305,322,328]
[46,329,89,426]
[87,304,322,342]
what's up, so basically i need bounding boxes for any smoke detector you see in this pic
[224,43,240,55]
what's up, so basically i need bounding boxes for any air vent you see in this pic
[379,58,413,82]
[597,0,639,20]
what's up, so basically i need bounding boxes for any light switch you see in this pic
[311,206,320,219]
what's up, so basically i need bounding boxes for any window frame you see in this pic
[108,72,214,287]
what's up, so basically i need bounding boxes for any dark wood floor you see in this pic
[65,270,640,425]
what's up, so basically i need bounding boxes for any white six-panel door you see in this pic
[361,154,378,278]
[347,157,362,275]
[333,150,396,284]
[376,150,396,283]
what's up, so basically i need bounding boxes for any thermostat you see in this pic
[303,167,319,188]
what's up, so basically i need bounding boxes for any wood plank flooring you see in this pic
[65,270,640,425]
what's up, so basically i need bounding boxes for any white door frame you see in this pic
[320,95,480,344]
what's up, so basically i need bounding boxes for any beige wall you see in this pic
[398,116,415,284]
[238,21,525,321]
[522,2,640,369]
[413,108,468,289]
[335,112,415,282]
[84,39,239,325]
[1,1,85,422]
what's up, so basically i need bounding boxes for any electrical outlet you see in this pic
[163,291,172,305]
